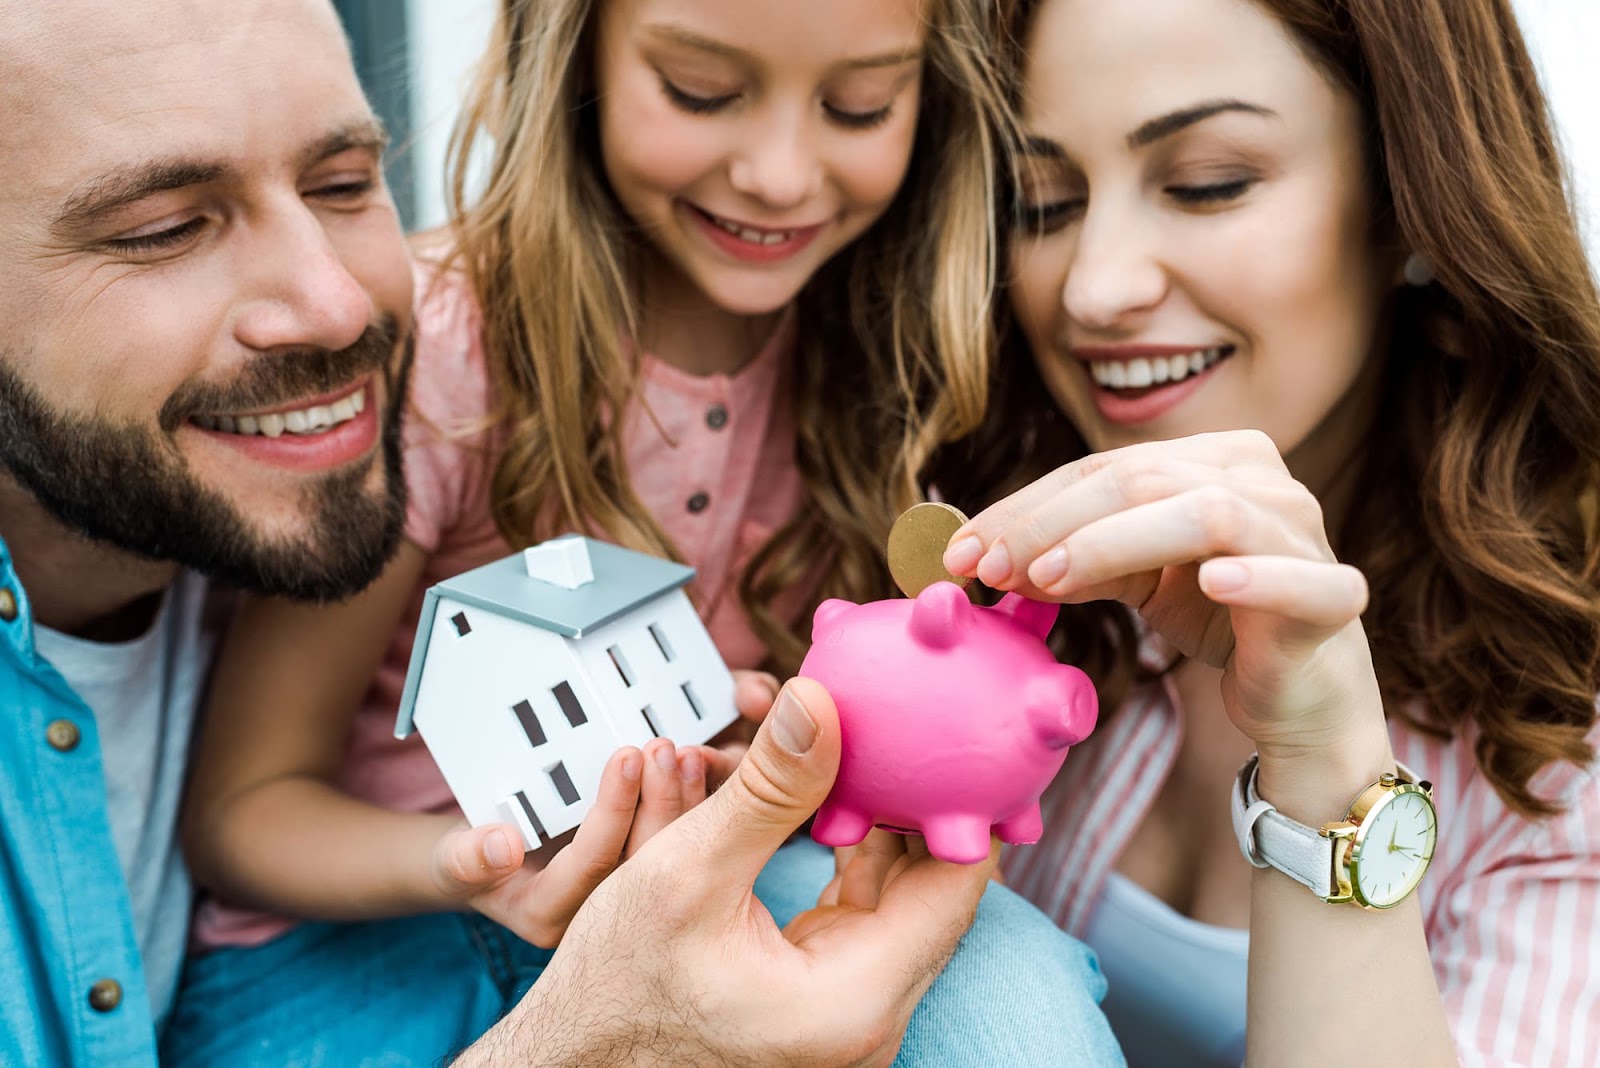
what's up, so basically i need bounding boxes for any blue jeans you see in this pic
[162,841,1123,1066]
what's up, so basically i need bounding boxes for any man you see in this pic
[0,2,1117,1065]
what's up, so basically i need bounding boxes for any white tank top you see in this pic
[1082,872,1249,1067]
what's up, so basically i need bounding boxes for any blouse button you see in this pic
[47,720,82,752]
[88,978,123,1012]
[686,492,710,514]
[0,587,17,622]
[705,404,729,430]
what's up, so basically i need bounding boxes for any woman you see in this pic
[939,0,1600,1063]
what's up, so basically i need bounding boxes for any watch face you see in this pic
[1352,787,1437,907]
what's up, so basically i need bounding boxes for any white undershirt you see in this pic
[1082,871,1249,1068]
[34,571,214,1027]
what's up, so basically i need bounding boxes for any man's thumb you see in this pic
[691,677,841,883]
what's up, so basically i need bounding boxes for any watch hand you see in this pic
[1388,823,1400,853]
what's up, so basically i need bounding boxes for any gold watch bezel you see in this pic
[1319,772,1437,910]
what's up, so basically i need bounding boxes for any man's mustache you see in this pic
[159,315,403,432]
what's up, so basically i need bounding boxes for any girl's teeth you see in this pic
[712,215,793,245]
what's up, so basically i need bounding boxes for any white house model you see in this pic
[394,535,738,850]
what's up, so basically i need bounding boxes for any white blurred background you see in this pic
[344,0,1599,255]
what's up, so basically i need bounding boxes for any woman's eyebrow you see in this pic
[1127,99,1277,149]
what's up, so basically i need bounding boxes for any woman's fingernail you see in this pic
[652,740,677,772]
[1029,546,1070,588]
[484,829,514,868]
[679,747,703,782]
[620,750,643,781]
[771,686,818,756]
[1201,560,1250,593]
[976,543,1012,586]
[944,535,984,573]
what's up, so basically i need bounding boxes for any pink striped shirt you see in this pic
[1003,656,1600,1066]
[194,259,807,948]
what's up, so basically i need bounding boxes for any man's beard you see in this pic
[0,319,413,602]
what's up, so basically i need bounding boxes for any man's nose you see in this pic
[727,114,824,211]
[232,201,373,354]
[1061,205,1168,331]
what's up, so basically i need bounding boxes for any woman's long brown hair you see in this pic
[949,0,1600,816]
[445,0,1017,676]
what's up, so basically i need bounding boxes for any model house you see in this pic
[394,535,738,850]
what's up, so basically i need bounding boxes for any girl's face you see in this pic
[594,0,925,317]
[1010,0,1395,465]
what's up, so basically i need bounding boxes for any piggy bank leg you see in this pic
[811,802,873,848]
[994,802,1044,845]
[921,814,996,865]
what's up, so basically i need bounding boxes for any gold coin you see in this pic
[887,501,972,598]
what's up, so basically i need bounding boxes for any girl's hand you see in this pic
[429,738,708,947]
[942,430,1384,762]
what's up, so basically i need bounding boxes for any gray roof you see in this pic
[394,537,695,738]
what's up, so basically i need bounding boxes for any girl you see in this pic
[937,0,1600,1063]
[164,1,1121,1065]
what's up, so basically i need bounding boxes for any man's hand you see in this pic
[456,678,995,1068]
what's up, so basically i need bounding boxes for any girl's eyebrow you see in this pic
[643,24,922,71]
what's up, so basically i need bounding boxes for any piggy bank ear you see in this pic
[909,581,973,649]
[993,593,1059,640]
[812,598,855,635]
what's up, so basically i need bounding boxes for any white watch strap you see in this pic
[1231,755,1335,897]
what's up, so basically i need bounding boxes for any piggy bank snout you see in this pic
[1025,666,1099,749]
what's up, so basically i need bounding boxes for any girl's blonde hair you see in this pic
[446,0,1016,673]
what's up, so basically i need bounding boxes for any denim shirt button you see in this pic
[0,587,17,622]
[88,978,123,1012]
[46,720,82,752]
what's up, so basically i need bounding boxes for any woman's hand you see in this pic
[942,430,1385,766]
[429,738,708,948]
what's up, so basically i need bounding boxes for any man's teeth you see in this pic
[1089,347,1228,389]
[710,214,794,246]
[193,390,366,438]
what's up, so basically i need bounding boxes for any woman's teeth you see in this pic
[708,214,794,246]
[192,390,366,438]
[1088,346,1229,389]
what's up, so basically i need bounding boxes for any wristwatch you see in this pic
[1231,753,1437,909]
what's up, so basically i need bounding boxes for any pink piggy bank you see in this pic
[799,582,1097,864]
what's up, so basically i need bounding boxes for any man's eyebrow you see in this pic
[644,24,920,70]
[52,160,226,234]
[1128,99,1277,149]
[50,118,388,236]
[300,117,389,171]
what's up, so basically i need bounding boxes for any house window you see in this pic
[640,705,664,738]
[451,611,471,636]
[511,700,546,747]
[681,683,705,721]
[607,645,635,686]
[648,622,675,661]
[552,681,588,727]
[546,761,581,806]
[512,790,547,840]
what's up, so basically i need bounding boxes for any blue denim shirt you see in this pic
[1,535,161,1067]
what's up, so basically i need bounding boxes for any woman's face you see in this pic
[1009,0,1395,464]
